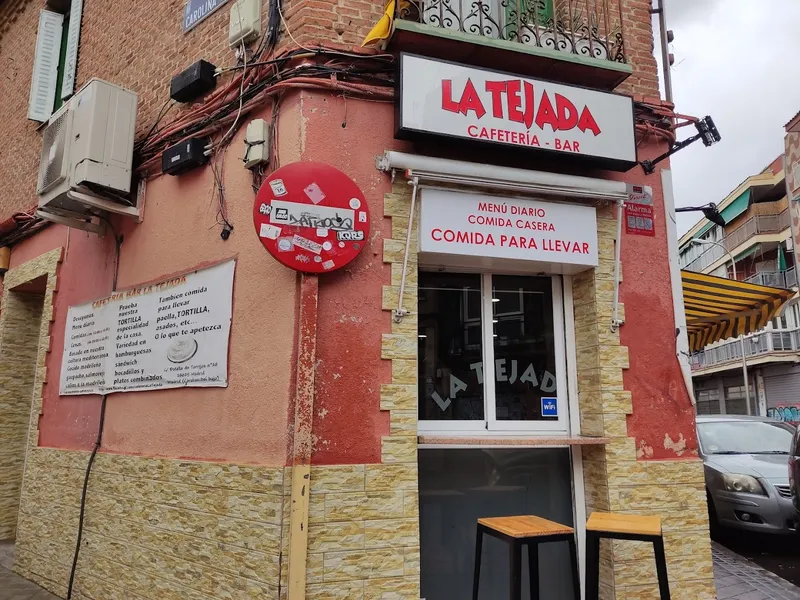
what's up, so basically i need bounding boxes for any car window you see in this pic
[697,421,795,455]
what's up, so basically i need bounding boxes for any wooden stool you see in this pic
[472,515,580,600]
[585,512,670,600]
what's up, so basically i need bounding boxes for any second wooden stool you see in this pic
[585,512,670,600]
[473,515,580,600]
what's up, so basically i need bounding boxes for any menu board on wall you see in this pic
[60,260,235,396]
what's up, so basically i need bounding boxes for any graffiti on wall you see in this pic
[767,405,800,424]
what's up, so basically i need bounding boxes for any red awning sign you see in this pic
[253,162,370,273]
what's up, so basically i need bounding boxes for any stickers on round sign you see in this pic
[252,162,371,274]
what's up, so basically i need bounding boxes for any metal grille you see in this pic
[774,484,792,499]
[38,109,69,193]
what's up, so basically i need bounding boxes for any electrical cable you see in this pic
[65,222,122,600]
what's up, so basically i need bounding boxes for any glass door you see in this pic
[418,271,569,435]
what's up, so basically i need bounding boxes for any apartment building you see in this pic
[679,156,800,420]
[0,0,716,598]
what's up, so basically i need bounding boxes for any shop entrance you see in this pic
[0,276,46,569]
[417,271,580,598]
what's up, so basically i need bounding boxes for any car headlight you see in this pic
[722,473,766,495]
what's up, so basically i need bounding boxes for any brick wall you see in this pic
[0,0,663,223]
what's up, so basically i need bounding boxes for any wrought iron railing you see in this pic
[398,0,627,63]
[690,327,800,371]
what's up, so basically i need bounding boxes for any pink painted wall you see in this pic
[16,102,302,465]
[613,147,699,460]
[299,93,396,465]
[11,90,697,467]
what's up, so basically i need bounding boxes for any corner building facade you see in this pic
[0,0,715,598]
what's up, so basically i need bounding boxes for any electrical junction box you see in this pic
[170,60,217,103]
[229,0,261,47]
[162,138,209,175]
[244,118,270,169]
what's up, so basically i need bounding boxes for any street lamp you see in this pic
[690,238,752,415]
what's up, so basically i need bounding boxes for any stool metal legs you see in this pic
[653,537,671,600]
[510,540,522,600]
[473,525,484,600]
[528,543,539,600]
[473,524,580,600]
[585,530,671,600]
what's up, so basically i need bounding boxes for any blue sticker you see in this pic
[541,397,558,417]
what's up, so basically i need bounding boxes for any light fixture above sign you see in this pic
[396,54,638,171]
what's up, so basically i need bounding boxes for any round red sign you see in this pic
[253,162,370,274]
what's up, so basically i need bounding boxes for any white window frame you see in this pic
[417,271,571,436]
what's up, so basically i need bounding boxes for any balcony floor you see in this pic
[390,20,632,90]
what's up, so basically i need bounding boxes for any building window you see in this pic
[418,271,567,434]
[27,0,83,122]
[725,384,756,415]
[695,388,720,415]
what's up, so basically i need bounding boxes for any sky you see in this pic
[656,0,800,234]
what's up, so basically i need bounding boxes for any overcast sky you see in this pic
[656,0,800,234]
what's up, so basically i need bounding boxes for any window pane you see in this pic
[419,448,574,599]
[419,272,485,421]
[695,389,720,415]
[491,276,556,421]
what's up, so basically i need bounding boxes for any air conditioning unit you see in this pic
[36,79,138,234]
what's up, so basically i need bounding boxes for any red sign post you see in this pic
[253,162,371,273]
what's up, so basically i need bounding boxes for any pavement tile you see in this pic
[713,542,800,600]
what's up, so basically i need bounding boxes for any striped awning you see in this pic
[683,270,794,352]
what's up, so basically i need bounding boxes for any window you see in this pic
[28,0,83,122]
[418,271,568,434]
[724,384,756,415]
[695,388,720,415]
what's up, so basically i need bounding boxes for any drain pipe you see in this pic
[611,198,625,332]
[394,175,419,323]
[652,0,674,103]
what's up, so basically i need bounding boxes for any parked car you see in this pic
[696,415,796,535]
[787,425,800,516]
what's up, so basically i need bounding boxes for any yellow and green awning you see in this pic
[682,270,794,352]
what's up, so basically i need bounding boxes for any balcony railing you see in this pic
[745,268,797,289]
[690,327,800,371]
[398,0,627,64]
[682,209,791,273]
[722,209,791,253]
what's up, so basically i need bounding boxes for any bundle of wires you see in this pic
[135,47,396,176]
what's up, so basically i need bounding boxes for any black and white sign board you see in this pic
[60,260,235,396]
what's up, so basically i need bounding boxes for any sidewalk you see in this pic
[713,541,800,599]
[1,540,799,599]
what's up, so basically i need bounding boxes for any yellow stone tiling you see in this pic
[601,391,633,414]
[75,571,152,600]
[81,513,281,584]
[389,410,417,435]
[324,491,405,522]
[381,435,417,463]
[384,194,413,219]
[604,437,638,462]
[365,465,417,494]
[390,359,417,385]
[383,239,418,266]
[602,412,629,439]
[306,579,364,599]
[612,529,711,562]
[82,533,277,599]
[310,465,366,493]
[381,333,417,360]
[78,550,216,600]
[605,461,650,487]
[402,490,419,519]
[645,460,705,485]
[580,412,605,437]
[363,576,420,599]
[308,552,325,583]
[379,384,417,411]
[382,285,418,313]
[612,485,706,512]
[613,552,713,586]
[390,262,419,287]
[308,521,365,553]
[322,548,405,582]
[364,518,419,549]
